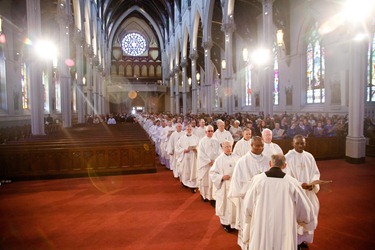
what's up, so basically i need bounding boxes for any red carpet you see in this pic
[1,157,375,250]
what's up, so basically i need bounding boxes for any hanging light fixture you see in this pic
[277,30,284,47]
[221,59,226,70]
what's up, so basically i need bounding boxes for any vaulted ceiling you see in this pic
[102,0,175,43]
[1,0,288,73]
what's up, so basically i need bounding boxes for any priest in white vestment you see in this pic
[233,128,252,157]
[175,125,200,192]
[194,119,207,140]
[261,128,284,159]
[160,120,175,169]
[285,135,320,249]
[197,125,221,201]
[243,154,316,250]
[213,120,234,150]
[209,141,240,232]
[228,136,270,250]
[166,123,184,178]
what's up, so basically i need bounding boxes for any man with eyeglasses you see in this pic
[197,125,221,201]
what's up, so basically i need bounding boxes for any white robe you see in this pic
[209,152,240,227]
[194,126,206,141]
[197,136,221,200]
[232,138,251,157]
[213,130,234,151]
[228,152,270,249]
[262,142,284,159]
[175,134,200,188]
[229,126,243,142]
[160,125,175,160]
[166,131,184,178]
[243,173,316,250]
[285,149,320,244]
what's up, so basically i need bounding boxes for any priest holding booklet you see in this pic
[175,124,200,193]
[285,134,321,250]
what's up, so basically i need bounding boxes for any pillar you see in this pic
[85,46,94,116]
[203,41,213,115]
[74,28,85,123]
[174,66,180,114]
[222,19,236,115]
[261,0,275,117]
[181,59,187,115]
[190,49,198,115]
[26,0,45,135]
[169,71,175,114]
[346,38,368,163]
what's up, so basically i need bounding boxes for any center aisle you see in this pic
[0,159,239,250]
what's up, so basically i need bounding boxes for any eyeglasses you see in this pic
[207,130,214,132]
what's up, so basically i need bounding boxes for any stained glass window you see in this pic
[214,77,220,108]
[245,64,252,106]
[306,22,325,104]
[55,76,61,112]
[121,33,147,56]
[43,71,49,112]
[21,63,29,109]
[367,32,375,102]
[273,46,279,105]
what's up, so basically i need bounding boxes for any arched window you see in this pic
[306,22,325,104]
[367,32,375,102]
[273,46,279,105]
[121,33,147,56]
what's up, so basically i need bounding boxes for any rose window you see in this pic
[121,33,147,56]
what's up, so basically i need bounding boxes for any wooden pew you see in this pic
[273,136,346,160]
[0,123,156,181]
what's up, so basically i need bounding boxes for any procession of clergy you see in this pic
[137,113,320,250]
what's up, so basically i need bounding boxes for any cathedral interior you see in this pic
[0,0,374,161]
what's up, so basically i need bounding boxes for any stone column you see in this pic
[85,45,94,116]
[98,64,104,115]
[174,66,180,114]
[45,63,54,114]
[346,37,367,163]
[202,41,213,114]
[222,20,236,115]
[260,0,275,117]
[190,50,198,114]
[169,71,175,114]
[73,28,85,123]
[92,56,99,115]
[180,59,187,115]
[56,1,73,127]
[26,0,45,135]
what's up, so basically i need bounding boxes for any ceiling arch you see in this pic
[108,5,165,53]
